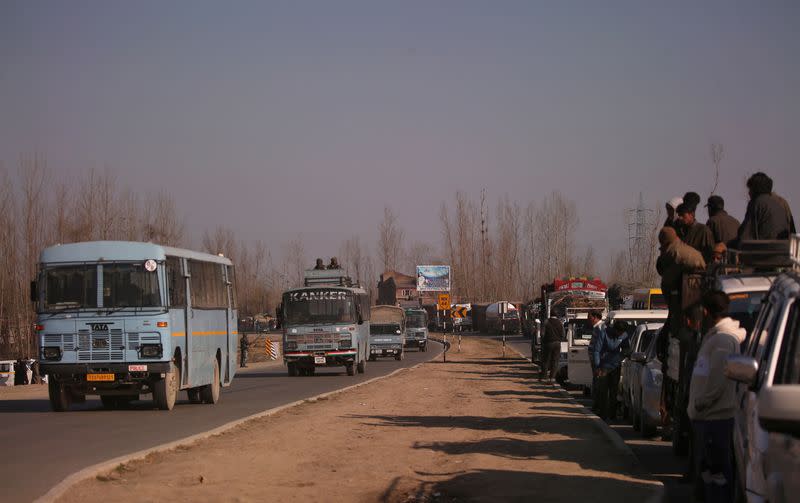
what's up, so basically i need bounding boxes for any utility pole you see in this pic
[626,193,655,285]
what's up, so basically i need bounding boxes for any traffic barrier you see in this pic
[264,338,280,360]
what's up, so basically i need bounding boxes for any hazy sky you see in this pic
[2,1,798,271]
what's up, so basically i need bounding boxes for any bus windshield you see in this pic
[283,289,355,326]
[406,312,427,328]
[42,265,98,312]
[102,263,161,308]
[371,324,401,335]
[728,291,768,335]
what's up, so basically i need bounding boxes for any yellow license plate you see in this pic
[87,373,115,382]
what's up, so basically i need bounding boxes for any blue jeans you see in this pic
[692,418,734,503]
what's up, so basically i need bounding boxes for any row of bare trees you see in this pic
[0,158,186,358]
[0,156,662,358]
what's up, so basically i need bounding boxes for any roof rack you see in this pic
[724,240,793,272]
[303,269,354,287]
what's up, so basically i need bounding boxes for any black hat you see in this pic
[683,192,701,208]
[676,202,696,215]
[705,195,724,210]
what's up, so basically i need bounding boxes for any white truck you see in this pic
[369,305,406,361]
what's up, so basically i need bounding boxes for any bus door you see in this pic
[183,258,193,386]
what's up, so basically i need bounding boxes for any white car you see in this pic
[727,265,799,503]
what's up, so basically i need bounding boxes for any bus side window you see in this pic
[166,257,186,307]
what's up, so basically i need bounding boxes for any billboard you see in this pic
[416,265,451,292]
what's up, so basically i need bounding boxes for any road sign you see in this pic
[438,294,451,311]
[452,306,468,318]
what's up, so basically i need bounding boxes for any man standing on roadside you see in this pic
[239,334,249,368]
[705,195,740,247]
[587,310,605,413]
[688,291,745,503]
[540,315,564,384]
[592,321,631,422]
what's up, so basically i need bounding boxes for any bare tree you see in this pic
[378,206,404,272]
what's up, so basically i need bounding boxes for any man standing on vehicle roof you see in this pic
[688,291,744,503]
[705,196,740,247]
[738,172,795,241]
[664,197,683,229]
[677,203,715,263]
[314,258,326,270]
[539,315,564,384]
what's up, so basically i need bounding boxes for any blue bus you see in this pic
[33,241,238,411]
[281,269,370,376]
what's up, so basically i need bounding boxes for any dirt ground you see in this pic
[57,337,661,503]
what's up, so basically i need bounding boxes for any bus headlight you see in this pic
[139,344,163,358]
[42,347,62,360]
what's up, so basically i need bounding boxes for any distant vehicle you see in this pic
[369,305,406,361]
[485,301,520,334]
[451,303,472,332]
[0,360,15,386]
[404,308,428,352]
[281,268,370,377]
[34,241,238,411]
[630,288,667,310]
[726,241,799,503]
[621,323,663,437]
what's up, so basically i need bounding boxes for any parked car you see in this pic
[726,265,799,503]
[630,327,666,437]
[620,323,663,424]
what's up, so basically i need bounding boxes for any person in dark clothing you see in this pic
[313,258,326,270]
[705,195,740,246]
[683,192,701,211]
[592,321,631,421]
[677,203,715,263]
[239,335,249,368]
[540,316,564,383]
[31,359,42,384]
[328,257,341,270]
[587,310,605,412]
[738,172,795,240]
[14,358,26,386]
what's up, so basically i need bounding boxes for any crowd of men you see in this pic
[660,173,795,498]
[586,172,794,503]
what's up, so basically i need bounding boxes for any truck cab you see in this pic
[369,305,405,360]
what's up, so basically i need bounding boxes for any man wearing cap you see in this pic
[677,203,715,263]
[705,195,740,247]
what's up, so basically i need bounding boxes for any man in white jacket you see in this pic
[688,291,746,503]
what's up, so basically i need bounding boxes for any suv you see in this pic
[726,239,800,503]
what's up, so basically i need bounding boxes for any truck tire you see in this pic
[187,387,202,403]
[346,363,355,376]
[420,343,427,352]
[200,359,221,404]
[357,357,366,374]
[395,351,404,361]
[153,362,179,411]
[287,362,298,377]
[48,379,71,412]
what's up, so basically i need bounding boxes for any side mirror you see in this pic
[630,352,647,364]
[758,386,800,436]
[30,281,38,303]
[725,354,758,387]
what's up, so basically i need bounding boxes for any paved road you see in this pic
[502,334,692,503]
[1,343,441,502]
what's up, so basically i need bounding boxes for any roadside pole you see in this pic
[500,302,508,359]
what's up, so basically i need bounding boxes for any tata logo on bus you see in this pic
[87,323,110,331]
[288,291,348,302]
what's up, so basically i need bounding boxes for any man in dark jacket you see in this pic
[738,172,795,240]
[705,195,740,246]
[677,203,715,263]
[540,316,564,383]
